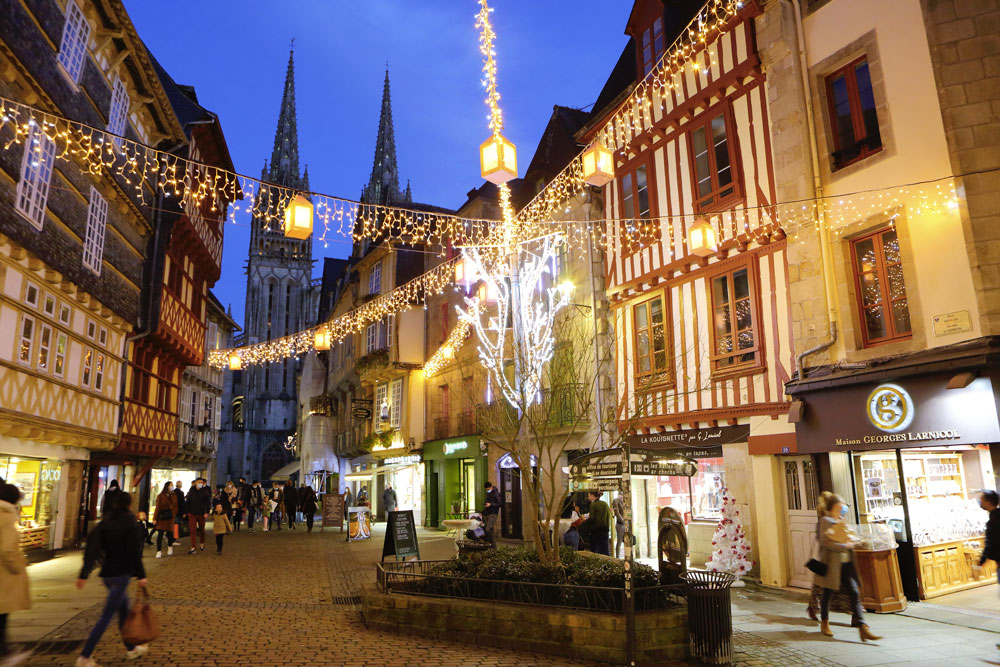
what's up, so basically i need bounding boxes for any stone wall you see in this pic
[919,0,1000,336]
[362,587,688,666]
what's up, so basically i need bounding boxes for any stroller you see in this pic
[464,513,489,542]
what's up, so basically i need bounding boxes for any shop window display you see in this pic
[1,456,60,550]
[654,457,726,521]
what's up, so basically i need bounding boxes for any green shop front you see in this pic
[422,436,486,527]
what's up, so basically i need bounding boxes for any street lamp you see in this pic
[283,192,313,239]
[688,217,718,257]
[314,328,332,351]
[581,143,614,187]
[480,133,517,184]
[228,353,241,370]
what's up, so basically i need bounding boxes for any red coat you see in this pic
[153,492,178,531]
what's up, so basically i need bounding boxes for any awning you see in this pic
[343,461,419,482]
[269,460,301,480]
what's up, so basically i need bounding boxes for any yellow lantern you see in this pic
[283,193,313,240]
[688,218,718,258]
[314,328,332,351]
[228,353,242,370]
[480,133,517,184]
[581,143,614,187]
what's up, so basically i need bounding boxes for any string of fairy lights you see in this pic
[0,0,974,370]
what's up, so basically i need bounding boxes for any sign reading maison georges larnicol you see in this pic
[625,425,750,458]
[795,375,1000,453]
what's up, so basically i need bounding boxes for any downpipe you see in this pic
[795,321,837,381]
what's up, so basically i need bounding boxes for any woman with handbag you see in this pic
[809,491,880,642]
[152,482,177,559]
[75,490,149,666]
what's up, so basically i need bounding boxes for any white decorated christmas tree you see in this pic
[705,488,753,586]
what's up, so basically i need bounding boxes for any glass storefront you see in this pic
[652,457,726,522]
[1,455,61,550]
[93,464,134,518]
[147,468,200,517]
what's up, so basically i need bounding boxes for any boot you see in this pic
[807,605,818,622]
[858,624,881,642]
[820,620,833,637]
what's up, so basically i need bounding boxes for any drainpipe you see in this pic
[789,0,838,380]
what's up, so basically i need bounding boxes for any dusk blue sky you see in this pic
[125,1,629,327]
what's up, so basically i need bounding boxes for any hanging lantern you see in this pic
[480,133,517,184]
[228,353,242,370]
[688,218,718,257]
[283,193,313,240]
[314,328,332,351]
[581,143,614,187]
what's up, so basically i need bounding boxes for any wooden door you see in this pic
[782,456,820,589]
[500,466,523,540]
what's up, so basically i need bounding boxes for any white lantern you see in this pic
[688,218,718,258]
[283,193,313,240]
[581,143,614,187]
[314,329,332,351]
[480,133,517,184]
[228,353,242,371]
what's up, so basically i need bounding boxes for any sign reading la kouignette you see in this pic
[625,424,749,459]
[793,374,1000,453]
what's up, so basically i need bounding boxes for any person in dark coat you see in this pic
[185,478,212,554]
[247,481,263,532]
[978,489,1000,582]
[284,481,299,530]
[75,491,148,665]
[300,485,318,533]
[382,484,398,518]
[483,481,502,546]
[152,481,178,558]
[172,480,187,546]
[100,479,121,517]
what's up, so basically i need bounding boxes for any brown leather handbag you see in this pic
[121,588,160,646]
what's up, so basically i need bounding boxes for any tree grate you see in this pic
[332,595,363,605]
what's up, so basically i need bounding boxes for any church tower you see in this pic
[361,69,410,207]
[241,47,313,481]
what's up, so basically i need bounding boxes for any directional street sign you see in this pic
[352,407,372,420]
[630,460,698,477]
[568,460,623,479]
[569,477,623,492]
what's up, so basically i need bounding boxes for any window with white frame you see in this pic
[366,322,378,354]
[24,282,39,308]
[93,353,105,392]
[37,324,52,372]
[374,383,388,432]
[59,303,71,325]
[56,0,90,84]
[53,333,67,378]
[44,294,56,317]
[81,347,93,386]
[207,322,218,351]
[203,395,213,427]
[368,259,382,296]
[384,315,394,350]
[214,397,222,430]
[18,316,35,365]
[82,186,108,275]
[390,378,402,429]
[107,74,129,143]
[86,320,96,339]
[98,326,107,347]
[15,121,57,229]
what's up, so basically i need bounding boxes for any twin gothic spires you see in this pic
[362,68,411,206]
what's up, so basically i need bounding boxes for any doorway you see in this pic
[782,455,819,588]
[500,465,523,539]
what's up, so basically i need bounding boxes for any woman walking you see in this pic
[300,486,318,533]
[75,491,149,666]
[812,492,880,641]
[0,483,32,666]
[152,482,177,558]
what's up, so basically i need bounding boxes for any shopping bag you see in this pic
[121,588,160,646]
[172,523,179,540]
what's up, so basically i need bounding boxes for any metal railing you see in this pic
[456,410,476,435]
[433,416,450,440]
[376,560,686,613]
[528,383,587,427]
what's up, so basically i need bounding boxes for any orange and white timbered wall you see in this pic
[601,4,794,431]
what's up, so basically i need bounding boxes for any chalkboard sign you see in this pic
[321,494,345,531]
[381,510,420,562]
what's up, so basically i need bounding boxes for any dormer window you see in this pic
[640,16,665,76]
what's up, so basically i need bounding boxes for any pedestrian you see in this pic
[561,500,582,551]
[136,511,153,546]
[300,485,318,533]
[172,480,186,546]
[612,494,626,558]
[344,487,353,509]
[284,480,299,530]
[224,481,238,519]
[186,477,212,554]
[0,483,32,666]
[247,481,263,532]
[585,491,611,556]
[357,486,369,506]
[482,481,501,546]
[100,479,121,516]
[152,481,178,558]
[977,489,1000,581]
[75,491,149,666]
[211,503,233,555]
[812,492,880,641]
[382,483,398,517]
[268,483,284,531]
[236,478,251,531]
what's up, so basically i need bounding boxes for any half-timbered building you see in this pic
[582,0,795,566]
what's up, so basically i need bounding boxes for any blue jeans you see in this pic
[81,575,135,658]
[562,528,580,550]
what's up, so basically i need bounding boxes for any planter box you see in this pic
[362,586,688,665]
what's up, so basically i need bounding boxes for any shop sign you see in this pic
[626,424,748,458]
[322,494,345,530]
[932,310,973,337]
[444,441,469,455]
[352,407,372,420]
[385,455,421,465]
[794,374,1000,453]
[382,510,420,561]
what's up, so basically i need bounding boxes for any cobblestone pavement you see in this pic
[13,526,1000,666]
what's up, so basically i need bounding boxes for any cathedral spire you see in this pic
[269,46,301,188]
[363,67,402,206]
